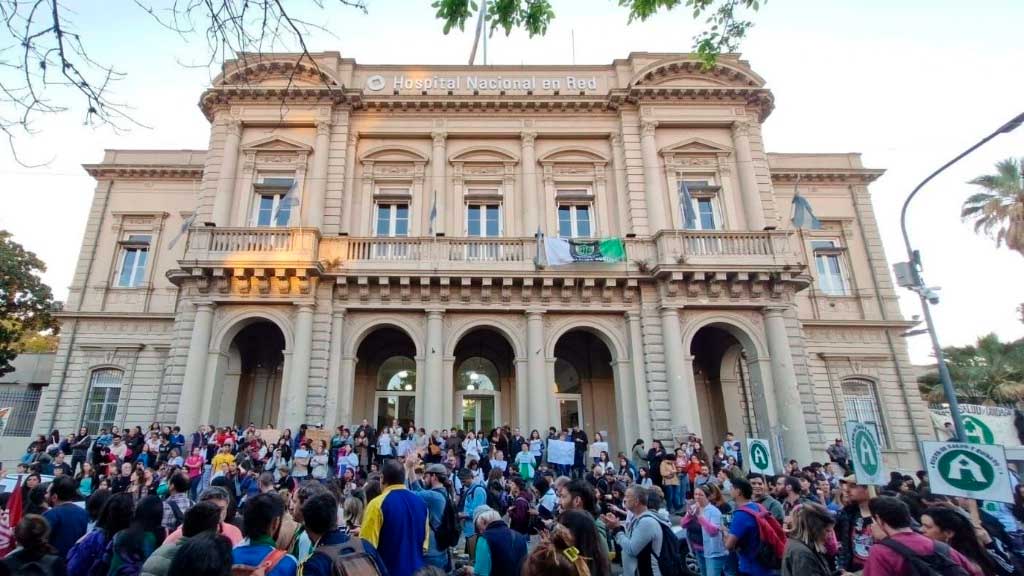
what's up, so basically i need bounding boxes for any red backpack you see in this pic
[736,503,786,570]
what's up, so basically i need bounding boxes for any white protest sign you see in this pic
[589,442,610,459]
[929,404,1021,447]
[529,439,543,456]
[547,439,576,465]
[747,438,775,475]
[845,421,886,486]
[923,441,1013,503]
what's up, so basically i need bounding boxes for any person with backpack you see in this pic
[141,501,222,576]
[231,492,299,576]
[725,477,786,576]
[161,472,193,531]
[67,491,135,575]
[361,459,429,576]
[299,492,388,576]
[458,468,488,544]
[864,496,981,576]
[602,485,685,576]
[407,459,457,572]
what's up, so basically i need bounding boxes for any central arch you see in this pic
[552,329,619,451]
[452,328,516,437]
[353,326,419,431]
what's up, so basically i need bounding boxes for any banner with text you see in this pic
[923,441,1013,503]
[544,237,626,266]
[929,404,1021,447]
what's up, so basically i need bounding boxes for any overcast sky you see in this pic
[1,0,1021,364]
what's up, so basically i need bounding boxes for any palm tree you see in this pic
[918,333,1024,404]
[961,157,1024,255]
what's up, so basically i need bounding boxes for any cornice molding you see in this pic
[771,169,885,184]
[82,164,204,179]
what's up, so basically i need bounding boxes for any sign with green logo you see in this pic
[929,404,1020,447]
[747,438,775,475]
[845,421,886,485]
[923,441,1012,503]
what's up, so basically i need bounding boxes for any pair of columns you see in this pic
[177,301,315,434]
[209,116,332,228]
[659,305,811,464]
[637,118,767,233]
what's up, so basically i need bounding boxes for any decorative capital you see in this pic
[732,119,753,138]
[347,132,359,147]
[640,120,658,137]
[763,304,790,316]
[224,117,242,136]
[431,130,447,146]
[316,121,332,136]
[521,131,537,146]
[194,300,217,311]
[610,131,623,147]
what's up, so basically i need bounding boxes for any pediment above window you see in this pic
[449,146,519,164]
[629,57,765,89]
[242,135,313,153]
[538,146,608,165]
[360,145,430,164]
[660,138,733,156]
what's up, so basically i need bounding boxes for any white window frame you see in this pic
[251,173,296,227]
[83,368,123,434]
[841,377,888,448]
[811,239,851,296]
[678,178,722,231]
[557,203,594,239]
[115,234,151,288]
[465,203,503,238]
[374,202,411,237]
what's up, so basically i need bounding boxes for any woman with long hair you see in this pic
[166,532,234,576]
[921,506,1016,576]
[782,503,835,576]
[75,461,98,498]
[108,495,166,575]
[2,515,64,575]
[522,524,592,576]
[558,509,610,576]
[67,492,135,575]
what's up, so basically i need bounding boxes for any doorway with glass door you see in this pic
[453,328,515,439]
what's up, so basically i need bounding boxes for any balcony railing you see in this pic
[338,237,532,263]
[183,227,319,265]
[654,230,793,263]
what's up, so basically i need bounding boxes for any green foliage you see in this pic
[432,0,762,65]
[961,157,1024,256]
[17,332,59,353]
[0,231,58,376]
[918,333,1024,404]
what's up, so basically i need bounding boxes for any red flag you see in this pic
[1,476,23,556]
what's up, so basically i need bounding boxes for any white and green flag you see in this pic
[845,421,886,485]
[746,438,775,475]
[543,237,626,266]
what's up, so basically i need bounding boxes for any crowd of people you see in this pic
[2,421,1023,576]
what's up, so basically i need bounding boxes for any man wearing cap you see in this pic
[406,454,454,571]
[836,474,874,573]
[458,467,489,544]
[826,437,850,470]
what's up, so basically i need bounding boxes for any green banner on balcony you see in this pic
[543,236,626,266]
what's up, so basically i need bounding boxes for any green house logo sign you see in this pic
[853,429,880,476]
[569,240,601,261]
[937,449,995,492]
[963,415,995,445]
[751,442,770,471]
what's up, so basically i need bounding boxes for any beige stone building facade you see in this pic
[34,52,934,469]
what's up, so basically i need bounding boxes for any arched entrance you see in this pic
[209,320,287,427]
[354,327,418,431]
[553,330,618,449]
[453,329,515,434]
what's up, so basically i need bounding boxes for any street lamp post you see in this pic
[895,111,1024,442]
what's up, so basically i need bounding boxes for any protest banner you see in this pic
[747,438,775,475]
[845,421,886,485]
[923,441,1013,503]
[547,439,575,465]
[929,404,1021,447]
[589,441,610,459]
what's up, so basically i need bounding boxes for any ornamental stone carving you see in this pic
[641,120,658,137]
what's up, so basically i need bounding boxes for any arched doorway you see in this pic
[221,321,286,427]
[690,325,756,445]
[453,329,514,434]
[354,327,418,431]
[553,330,617,449]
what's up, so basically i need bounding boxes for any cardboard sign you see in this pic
[547,439,576,465]
[305,428,331,448]
[923,441,1013,503]
[255,428,281,443]
[746,438,775,475]
[589,441,610,459]
[0,407,11,437]
[845,421,886,486]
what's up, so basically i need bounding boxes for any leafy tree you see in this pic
[16,332,59,354]
[432,0,762,67]
[918,333,1024,404]
[0,231,58,376]
[961,157,1024,256]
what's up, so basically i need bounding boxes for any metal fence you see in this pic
[0,388,42,437]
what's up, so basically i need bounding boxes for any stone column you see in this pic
[304,120,331,228]
[611,132,633,236]
[179,302,215,433]
[424,310,445,431]
[763,306,812,463]
[639,120,668,234]
[283,304,314,430]
[626,311,652,441]
[515,358,529,431]
[526,310,548,434]
[212,118,242,226]
[324,307,346,429]
[731,120,767,230]
[521,131,538,234]
[613,360,639,451]
[338,354,356,428]
[431,131,447,235]
[341,133,358,234]
[660,306,701,442]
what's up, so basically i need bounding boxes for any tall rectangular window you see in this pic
[253,176,295,227]
[375,203,410,237]
[558,204,592,238]
[679,180,720,230]
[812,239,849,296]
[842,378,887,447]
[467,204,501,237]
[83,369,122,434]
[116,234,150,288]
